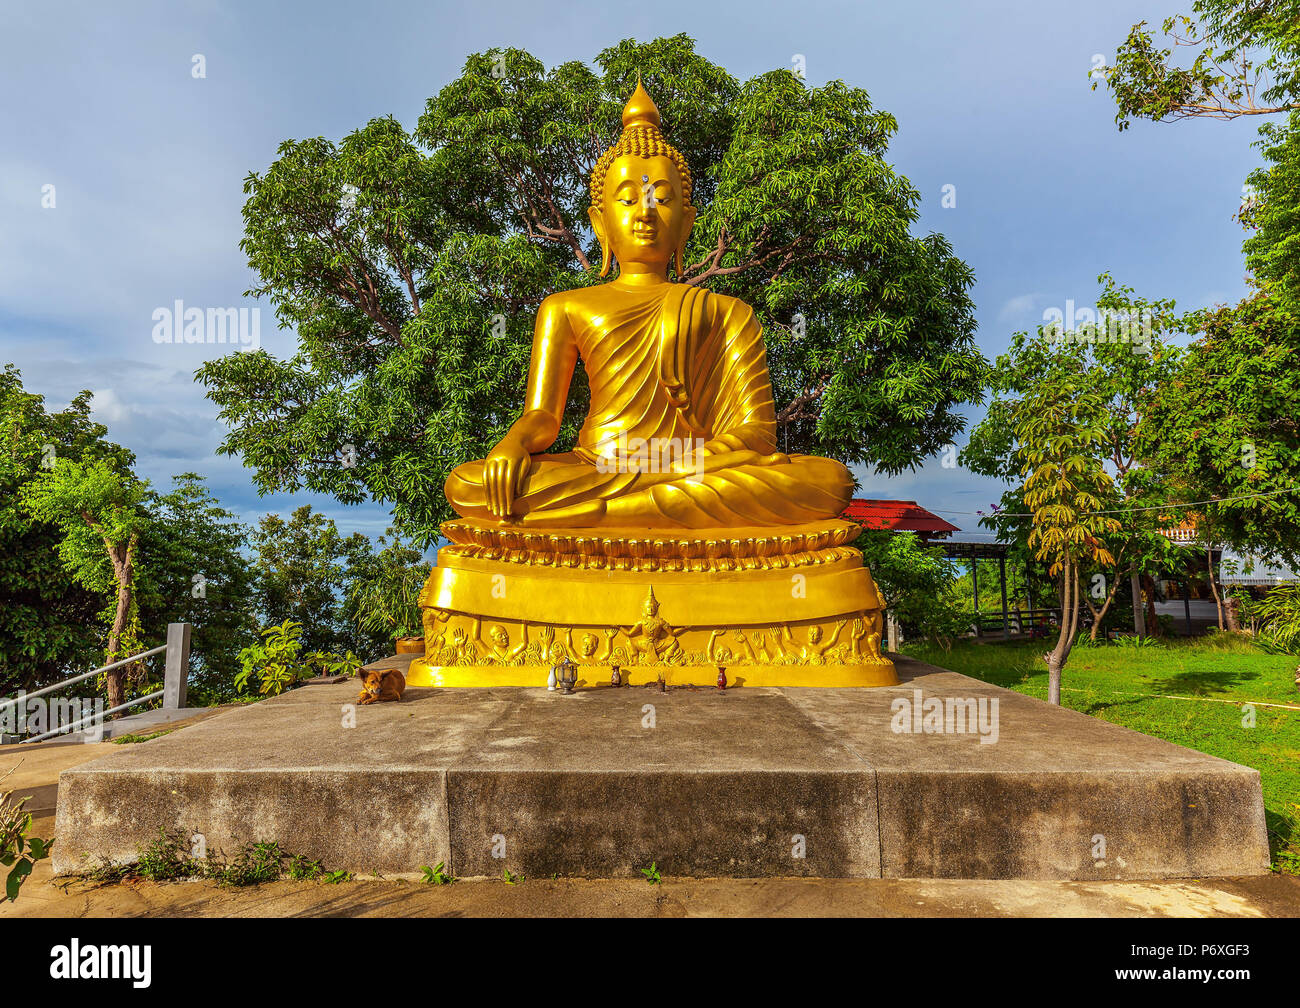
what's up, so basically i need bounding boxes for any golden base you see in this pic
[417,518,897,689]
[406,660,897,689]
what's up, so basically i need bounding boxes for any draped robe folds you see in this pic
[445,283,853,529]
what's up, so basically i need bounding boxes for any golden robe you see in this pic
[446,284,853,528]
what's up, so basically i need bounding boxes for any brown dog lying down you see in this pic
[358,668,406,705]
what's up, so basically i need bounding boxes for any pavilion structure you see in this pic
[841,499,1025,640]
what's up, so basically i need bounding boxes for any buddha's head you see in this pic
[642,586,660,617]
[589,79,696,279]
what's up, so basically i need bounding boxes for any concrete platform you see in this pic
[51,657,1271,880]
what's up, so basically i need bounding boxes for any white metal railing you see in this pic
[1,623,191,744]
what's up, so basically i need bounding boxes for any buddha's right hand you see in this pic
[483,436,532,518]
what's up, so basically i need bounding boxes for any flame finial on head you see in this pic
[621,75,661,130]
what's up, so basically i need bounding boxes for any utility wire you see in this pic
[932,485,1300,519]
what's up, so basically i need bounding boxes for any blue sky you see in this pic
[0,0,1266,541]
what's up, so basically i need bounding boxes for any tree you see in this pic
[249,506,373,656]
[20,457,151,710]
[0,366,121,695]
[857,530,966,647]
[345,530,430,647]
[1242,110,1300,315]
[1097,1,1300,316]
[1016,388,1122,703]
[197,35,987,545]
[134,474,259,704]
[1096,2,1300,576]
[1095,0,1300,127]
[1137,291,1300,570]
[965,279,1187,640]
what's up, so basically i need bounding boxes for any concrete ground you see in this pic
[50,657,1273,881]
[3,697,1298,917]
[6,869,1300,918]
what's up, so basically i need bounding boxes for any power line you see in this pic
[933,484,1300,519]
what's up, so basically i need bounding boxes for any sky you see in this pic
[0,0,1268,542]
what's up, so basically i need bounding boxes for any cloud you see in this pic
[996,292,1046,324]
[0,0,1261,545]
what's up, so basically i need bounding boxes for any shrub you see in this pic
[236,620,363,696]
[1,770,53,901]
[1247,583,1300,655]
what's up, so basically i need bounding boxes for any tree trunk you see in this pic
[1046,650,1063,705]
[1130,569,1146,636]
[104,581,131,709]
[1046,561,1077,705]
[1206,542,1224,630]
[102,533,138,711]
[1225,594,1241,632]
[1085,572,1122,640]
[1141,574,1161,636]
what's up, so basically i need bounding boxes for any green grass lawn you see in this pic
[901,634,1300,874]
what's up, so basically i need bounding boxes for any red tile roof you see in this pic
[841,499,961,535]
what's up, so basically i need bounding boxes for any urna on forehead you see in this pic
[603,152,683,191]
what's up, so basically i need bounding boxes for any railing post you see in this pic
[164,623,191,709]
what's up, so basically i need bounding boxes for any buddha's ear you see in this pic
[675,205,697,279]
[588,205,612,277]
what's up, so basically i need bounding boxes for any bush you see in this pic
[79,830,352,886]
[1247,583,1300,655]
[235,620,362,697]
[1,770,53,901]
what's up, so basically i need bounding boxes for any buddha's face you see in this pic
[590,153,695,276]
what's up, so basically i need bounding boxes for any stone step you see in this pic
[51,658,1270,880]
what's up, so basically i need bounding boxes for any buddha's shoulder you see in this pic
[535,286,607,322]
[701,290,758,321]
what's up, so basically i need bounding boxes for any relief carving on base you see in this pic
[421,588,889,668]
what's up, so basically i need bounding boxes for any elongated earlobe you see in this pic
[588,205,612,277]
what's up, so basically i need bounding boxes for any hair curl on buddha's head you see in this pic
[589,79,694,210]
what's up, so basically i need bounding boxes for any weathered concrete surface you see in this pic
[52,658,1272,880]
[6,874,1298,919]
[784,664,1272,879]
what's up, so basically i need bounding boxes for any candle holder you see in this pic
[557,657,578,694]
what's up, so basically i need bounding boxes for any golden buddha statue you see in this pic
[410,81,896,689]
[445,81,851,529]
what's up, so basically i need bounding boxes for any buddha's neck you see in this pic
[612,266,670,289]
